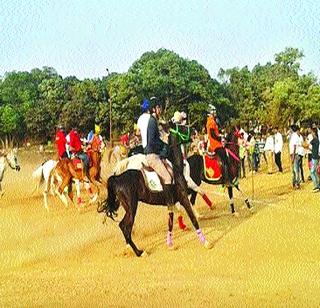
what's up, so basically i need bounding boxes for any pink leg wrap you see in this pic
[196,229,206,244]
[167,231,173,247]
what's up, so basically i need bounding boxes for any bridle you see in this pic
[4,152,20,171]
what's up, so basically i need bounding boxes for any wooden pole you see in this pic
[109,97,113,147]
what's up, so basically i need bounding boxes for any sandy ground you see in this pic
[1,148,320,307]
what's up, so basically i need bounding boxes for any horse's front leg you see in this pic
[57,175,71,207]
[179,192,212,249]
[228,186,238,216]
[167,208,174,249]
[234,184,253,213]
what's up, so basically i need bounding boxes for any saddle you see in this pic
[140,160,173,192]
[118,154,172,192]
[202,152,222,182]
[71,157,83,171]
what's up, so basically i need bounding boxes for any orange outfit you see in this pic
[206,115,222,152]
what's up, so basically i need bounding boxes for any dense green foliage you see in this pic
[0,47,319,143]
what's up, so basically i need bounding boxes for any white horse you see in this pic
[0,148,21,197]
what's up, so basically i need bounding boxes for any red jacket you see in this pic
[69,129,82,153]
[206,115,222,152]
[120,133,129,146]
[55,130,66,158]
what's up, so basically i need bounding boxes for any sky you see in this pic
[1,0,319,80]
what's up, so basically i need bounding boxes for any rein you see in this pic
[225,148,240,162]
[169,125,190,144]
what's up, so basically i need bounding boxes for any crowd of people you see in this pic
[54,98,320,195]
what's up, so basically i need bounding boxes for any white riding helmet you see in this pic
[207,104,217,114]
[172,111,182,124]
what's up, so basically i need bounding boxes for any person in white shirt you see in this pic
[137,99,151,150]
[297,128,305,182]
[306,127,313,181]
[264,129,275,174]
[289,124,301,189]
[273,127,283,172]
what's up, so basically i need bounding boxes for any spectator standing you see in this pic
[297,128,305,182]
[289,125,301,189]
[256,133,268,166]
[306,127,313,181]
[308,127,320,192]
[264,129,275,174]
[274,127,283,172]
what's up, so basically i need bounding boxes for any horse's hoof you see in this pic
[233,212,240,217]
[140,251,148,257]
[204,240,213,249]
[249,207,255,214]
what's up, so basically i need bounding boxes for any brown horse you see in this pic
[47,149,102,207]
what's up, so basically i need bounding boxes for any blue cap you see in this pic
[141,99,150,112]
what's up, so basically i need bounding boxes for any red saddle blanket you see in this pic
[203,153,222,181]
[71,158,83,170]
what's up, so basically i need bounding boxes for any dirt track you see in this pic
[1,149,320,307]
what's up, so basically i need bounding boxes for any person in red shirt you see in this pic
[66,127,89,175]
[120,132,130,147]
[206,104,231,185]
[55,125,68,159]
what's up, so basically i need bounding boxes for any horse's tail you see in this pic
[97,175,119,220]
[32,164,44,194]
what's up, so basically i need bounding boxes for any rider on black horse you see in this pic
[206,104,232,186]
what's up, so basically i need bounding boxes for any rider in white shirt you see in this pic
[137,99,151,150]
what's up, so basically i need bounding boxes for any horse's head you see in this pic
[5,148,20,171]
[168,122,191,173]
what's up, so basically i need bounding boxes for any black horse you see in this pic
[98,130,211,257]
[187,127,252,215]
